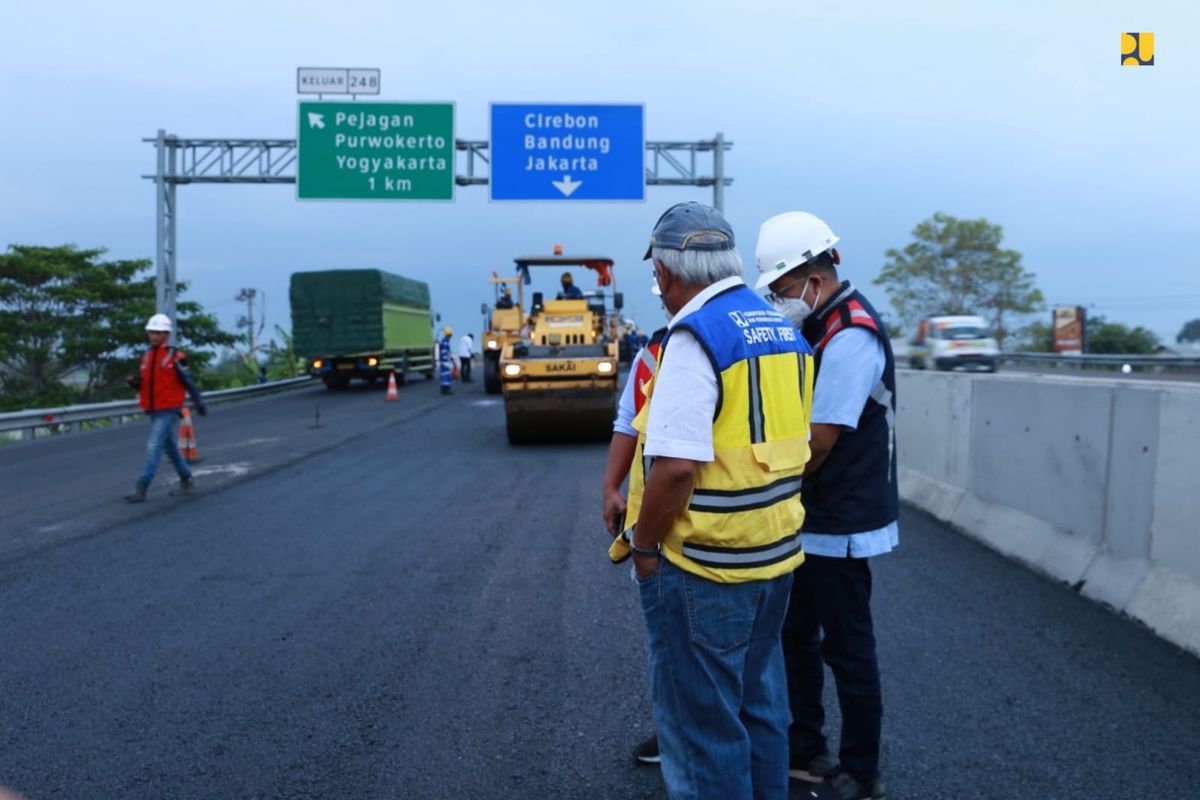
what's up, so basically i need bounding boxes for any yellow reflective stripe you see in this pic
[689,474,803,513]
[747,356,765,444]
[681,531,803,568]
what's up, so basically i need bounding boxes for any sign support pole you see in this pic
[153,129,178,344]
[713,132,726,213]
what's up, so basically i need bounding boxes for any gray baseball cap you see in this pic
[643,201,736,260]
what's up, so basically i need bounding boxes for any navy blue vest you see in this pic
[799,282,899,534]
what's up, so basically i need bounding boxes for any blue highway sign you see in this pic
[490,104,645,201]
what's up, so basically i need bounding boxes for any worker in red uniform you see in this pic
[124,314,207,503]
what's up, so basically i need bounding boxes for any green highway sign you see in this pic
[297,101,455,200]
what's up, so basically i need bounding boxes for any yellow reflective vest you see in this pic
[609,284,815,583]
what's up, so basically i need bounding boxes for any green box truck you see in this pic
[290,269,436,389]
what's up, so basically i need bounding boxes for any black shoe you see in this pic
[828,768,885,800]
[169,476,195,496]
[124,482,148,503]
[789,752,834,783]
[632,734,660,765]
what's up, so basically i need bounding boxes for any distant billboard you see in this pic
[1053,306,1087,354]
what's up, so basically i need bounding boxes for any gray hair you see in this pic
[652,245,743,287]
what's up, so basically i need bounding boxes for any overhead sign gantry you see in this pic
[144,77,733,328]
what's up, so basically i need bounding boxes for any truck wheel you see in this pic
[484,353,501,395]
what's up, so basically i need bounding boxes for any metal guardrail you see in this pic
[1001,352,1200,369]
[0,377,315,442]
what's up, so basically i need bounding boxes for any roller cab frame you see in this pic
[499,255,623,444]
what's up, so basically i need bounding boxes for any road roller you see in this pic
[499,251,623,444]
[480,273,526,395]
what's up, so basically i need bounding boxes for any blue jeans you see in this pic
[138,410,192,486]
[639,557,793,800]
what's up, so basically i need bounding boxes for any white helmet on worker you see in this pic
[754,212,840,290]
[144,313,173,332]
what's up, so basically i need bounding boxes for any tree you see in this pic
[1017,320,1054,352]
[0,244,236,409]
[874,212,1044,347]
[1177,318,1200,344]
[264,324,304,380]
[1086,315,1159,355]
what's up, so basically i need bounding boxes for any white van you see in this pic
[909,315,999,372]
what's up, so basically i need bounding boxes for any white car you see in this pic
[909,315,999,372]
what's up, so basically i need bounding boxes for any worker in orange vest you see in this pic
[123,314,207,502]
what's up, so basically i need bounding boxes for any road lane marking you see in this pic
[191,462,251,479]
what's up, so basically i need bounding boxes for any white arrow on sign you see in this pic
[552,175,582,197]
[307,112,326,129]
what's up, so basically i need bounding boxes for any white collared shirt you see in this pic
[642,276,744,463]
[613,347,641,438]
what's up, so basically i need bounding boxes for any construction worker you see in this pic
[123,314,207,503]
[610,202,815,799]
[496,286,515,309]
[559,271,584,299]
[602,322,667,767]
[438,326,455,395]
[458,332,475,383]
[757,211,898,800]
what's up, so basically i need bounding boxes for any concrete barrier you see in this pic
[896,370,1200,656]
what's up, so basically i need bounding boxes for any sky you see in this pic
[2,0,1198,351]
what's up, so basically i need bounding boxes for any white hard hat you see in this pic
[754,211,840,290]
[145,313,174,332]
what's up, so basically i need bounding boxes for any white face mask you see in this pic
[770,296,812,325]
[771,281,821,326]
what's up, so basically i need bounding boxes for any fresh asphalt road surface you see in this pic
[2,377,1199,799]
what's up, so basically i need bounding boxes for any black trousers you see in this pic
[459,356,472,382]
[782,553,883,782]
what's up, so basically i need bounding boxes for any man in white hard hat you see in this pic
[123,314,207,503]
[756,212,897,800]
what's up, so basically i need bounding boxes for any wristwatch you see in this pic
[629,539,661,558]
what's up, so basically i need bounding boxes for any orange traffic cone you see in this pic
[178,408,202,463]
[385,371,399,401]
